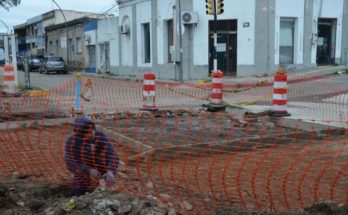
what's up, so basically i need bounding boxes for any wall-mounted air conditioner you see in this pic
[181,11,199,25]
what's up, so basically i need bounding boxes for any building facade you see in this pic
[46,17,99,70]
[96,17,119,74]
[14,10,95,56]
[112,0,348,80]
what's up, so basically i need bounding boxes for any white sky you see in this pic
[0,0,117,32]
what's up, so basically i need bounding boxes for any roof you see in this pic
[13,9,97,30]
[45,16,99,32]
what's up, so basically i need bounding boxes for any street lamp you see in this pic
[0,19,10,33]
[50,0,69,71]
[0,19,11,64]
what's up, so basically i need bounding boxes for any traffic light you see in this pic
[216,0,224,15]
[205,0,215,15]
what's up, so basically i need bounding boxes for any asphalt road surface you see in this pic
[18,70,74,89]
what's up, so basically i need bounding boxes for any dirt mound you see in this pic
[0,180,179,215]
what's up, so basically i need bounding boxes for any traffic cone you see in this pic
[141,73,158,111]
[204,70,226,112]
[3,64,16,93]
[269,68,291,117]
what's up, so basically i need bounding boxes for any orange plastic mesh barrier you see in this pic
[0,74,347,214]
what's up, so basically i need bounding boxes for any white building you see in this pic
[105,0,348,80]
[96,17,119,74]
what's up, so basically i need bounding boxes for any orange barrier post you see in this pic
[142,73,158,111]
[3,64,16,93]
[204,70,226,112]
[269,68,291,117]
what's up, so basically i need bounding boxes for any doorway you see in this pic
[208,19,237,76]
[317,18,337,65]
[99,43,110,73]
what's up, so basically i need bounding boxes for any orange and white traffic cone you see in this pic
[3,64,16,93]
[141,73,158,111]
[269,68,291,117]
[204,70,226,112]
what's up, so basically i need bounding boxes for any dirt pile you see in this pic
[0,180,179,215]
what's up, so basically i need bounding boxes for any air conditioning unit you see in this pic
[181,11,198,25]
[120,25,129,34]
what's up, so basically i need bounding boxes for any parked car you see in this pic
[17,56,26,70]
[39,56,67,74]
[29,55,44,71]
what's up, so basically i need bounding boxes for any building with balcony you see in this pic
[14,10,95,56]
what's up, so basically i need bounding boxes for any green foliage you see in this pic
[0,0,21,10]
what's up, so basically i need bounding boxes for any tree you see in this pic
[0,0,21,10]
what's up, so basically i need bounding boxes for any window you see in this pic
[49,57,64,61]
[143,23,151,63]
[69,38,73,52]
[49,41,53,55]
[279,18,295,65]
[56,40,59,54]
[76,37,82,53]
[166,20,174,63]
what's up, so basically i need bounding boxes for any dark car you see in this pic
[29,55,44,71]
[39,56,67,74]
[17,56,26,70]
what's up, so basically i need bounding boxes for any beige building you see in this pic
[45,17,98,70]
[14,10,95,56]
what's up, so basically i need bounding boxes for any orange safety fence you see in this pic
[0,73,347,214]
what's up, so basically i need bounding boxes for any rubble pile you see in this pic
[0,180,180,215]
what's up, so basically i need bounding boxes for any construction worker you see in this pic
[65,116,119,196]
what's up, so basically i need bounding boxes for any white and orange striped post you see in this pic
[141,73,158,111]
[211,70,224,105]
[269,68,291,117]
[205,70,226,112]
[3,64,16,93]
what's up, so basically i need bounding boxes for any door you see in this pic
[88,45,96,70]
[208,19,237,76]
[317,18,336,65]
[105,43,110,73]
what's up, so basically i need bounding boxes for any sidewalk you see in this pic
[83,65,345,88]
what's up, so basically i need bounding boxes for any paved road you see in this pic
[318,72,348,88]
[17,70,74,89]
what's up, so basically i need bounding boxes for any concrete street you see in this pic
[17,70,73,89]
[4,68,348,125]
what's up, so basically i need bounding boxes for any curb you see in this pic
[84,67,343,89]
[28,90,49,97]
[0,118,73,130]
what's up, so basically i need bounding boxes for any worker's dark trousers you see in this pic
[71,170,100,196]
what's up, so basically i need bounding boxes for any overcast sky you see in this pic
[0,0,117,32]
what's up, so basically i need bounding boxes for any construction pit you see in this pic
[0,108,347,215]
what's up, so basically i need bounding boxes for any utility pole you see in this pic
[11,34,18,86]
[51,0,69,71]
[206,0,224,72]
[178,0,183,82]
[4,35,9,64]
[213,0,218,71]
